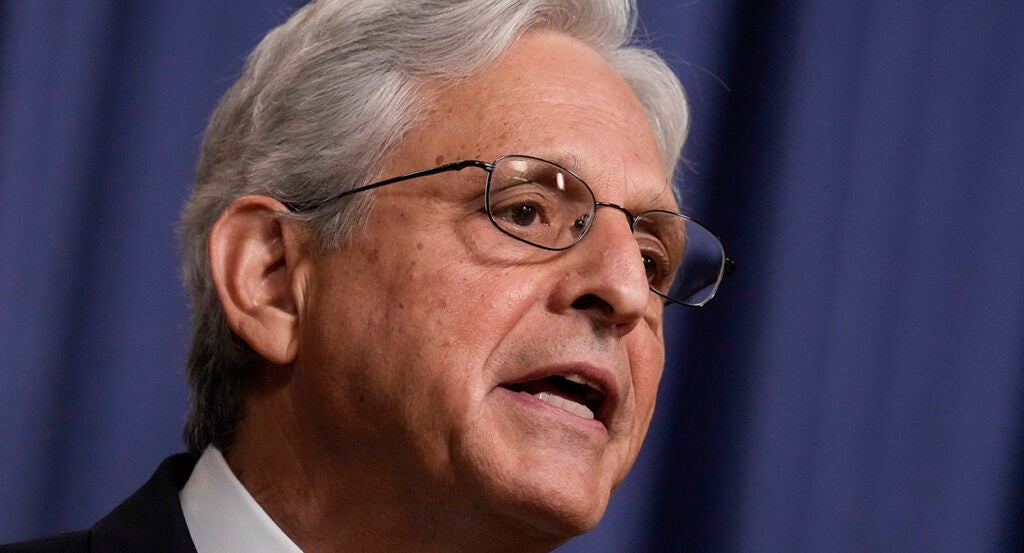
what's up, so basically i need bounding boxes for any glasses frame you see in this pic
[284,154,734,307]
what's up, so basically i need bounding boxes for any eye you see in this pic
[632,212,687,293]
[642,250,667,287]
[637,237,677,292]
[489,183,558,229]
[499,203,541,227]
[487,160,595,249]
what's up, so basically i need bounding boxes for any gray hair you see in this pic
[179,0,689,454]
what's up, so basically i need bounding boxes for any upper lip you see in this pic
[499,362,623,426]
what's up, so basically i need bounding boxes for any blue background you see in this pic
[2,1,1022,551]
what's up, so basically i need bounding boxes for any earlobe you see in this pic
[209,195,304,366]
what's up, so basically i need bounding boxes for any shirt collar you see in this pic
[180,445,304,553]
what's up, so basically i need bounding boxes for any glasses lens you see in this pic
[633,211,726,306]
[486,156,595,250]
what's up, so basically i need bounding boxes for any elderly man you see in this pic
[3,0,730,552]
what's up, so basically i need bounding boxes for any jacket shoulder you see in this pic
[2,453,199,553]
[90,453,199,553]
[0,530,89,553]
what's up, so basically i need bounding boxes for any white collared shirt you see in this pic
[180,446,304,553]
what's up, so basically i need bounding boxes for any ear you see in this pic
[208,195,306,366]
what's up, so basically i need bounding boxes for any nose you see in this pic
[550,205,651,334]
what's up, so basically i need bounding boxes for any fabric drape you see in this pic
[3,1,1021,551]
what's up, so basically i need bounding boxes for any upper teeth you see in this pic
[564,373,602,393]
[522,391,595,420]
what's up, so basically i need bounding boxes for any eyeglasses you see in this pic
[285,155,734,307]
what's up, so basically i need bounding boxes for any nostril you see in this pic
[571,294,613,315]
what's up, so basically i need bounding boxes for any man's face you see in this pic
[290,31,675,541]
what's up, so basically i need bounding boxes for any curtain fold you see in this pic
[2,1,1021,551]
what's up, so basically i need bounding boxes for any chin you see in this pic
[451,395,629,544]
[479,466,615,544]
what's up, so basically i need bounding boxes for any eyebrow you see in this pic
[554,149,679,212]
[642,178,680,211]
[554,149,589,177]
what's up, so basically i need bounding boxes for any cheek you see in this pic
[380,257,505,375]
[627,332,666,437]
[399,234,542,332]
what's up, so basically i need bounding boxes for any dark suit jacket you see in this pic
[0,454,199,553]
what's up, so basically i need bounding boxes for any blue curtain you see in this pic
[2,2,1021,552]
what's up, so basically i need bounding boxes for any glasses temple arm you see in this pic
[284,159,491,213]
[723,258,736,279]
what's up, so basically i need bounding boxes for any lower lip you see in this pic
[496,386,609,434]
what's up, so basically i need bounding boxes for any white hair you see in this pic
[179,0,689,453]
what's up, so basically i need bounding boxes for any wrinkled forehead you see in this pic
[554,150,679,213]
[399,31,671,210]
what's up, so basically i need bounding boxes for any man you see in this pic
[3,0,729,551]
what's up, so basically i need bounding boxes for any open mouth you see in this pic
[502,374,607,421]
